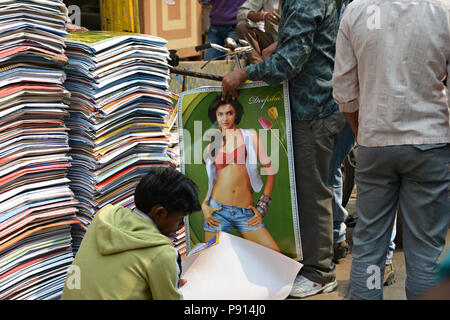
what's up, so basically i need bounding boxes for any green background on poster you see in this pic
[179,83,300,259]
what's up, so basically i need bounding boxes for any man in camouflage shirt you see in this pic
[222,0,345,298]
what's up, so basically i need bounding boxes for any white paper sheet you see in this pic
[180,232,302,300]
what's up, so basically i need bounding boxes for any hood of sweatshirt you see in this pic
[94,204,172,255]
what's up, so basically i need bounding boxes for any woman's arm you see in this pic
[252,129,276,196]
[262,171,275,196]
[247,130,275,226]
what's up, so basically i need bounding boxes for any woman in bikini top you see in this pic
[201,95,279,252]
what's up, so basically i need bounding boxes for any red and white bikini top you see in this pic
[214,143,247,170]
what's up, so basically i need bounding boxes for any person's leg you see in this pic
[385,217,396,266]
[328,122,355,261]
[397,144,450,300]
[235,21,274,64]
[233,206,280,252]
[347,146,400,300]
[383,217,397,285]
[292,111,346,285]
[226,25,238,43]
[240,228,280,252]
[204,25,226,61]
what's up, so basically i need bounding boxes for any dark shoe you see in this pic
[383,264,396,286]
[333,240,349,263]
[345,215,358,228]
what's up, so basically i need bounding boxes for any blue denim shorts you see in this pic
[203,198,264,233]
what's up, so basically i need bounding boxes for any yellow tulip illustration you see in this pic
[268,106,278,119]
[265,106,287,155]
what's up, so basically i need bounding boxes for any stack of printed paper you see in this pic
[64,31,174,249]
[0,0,79,300]
[170,226,186,256]
[166,95,181,170]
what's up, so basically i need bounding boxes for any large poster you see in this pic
[178,81,301,259]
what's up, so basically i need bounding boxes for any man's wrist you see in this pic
[260,11,268,21]
[239,68,248,82]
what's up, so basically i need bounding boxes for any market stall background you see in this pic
[63,0,203,59]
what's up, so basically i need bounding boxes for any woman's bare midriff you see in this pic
[211,163,254,207]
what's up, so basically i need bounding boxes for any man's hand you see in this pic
[262,41,277,60]
[179,279,187,287]
[222,68,247,100]
[264,11,280,26]
[66,23,88,32]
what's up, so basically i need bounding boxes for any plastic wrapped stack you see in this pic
[0,0,79,300]
[63,31,176,250]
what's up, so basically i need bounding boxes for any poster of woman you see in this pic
[178,81,301,259]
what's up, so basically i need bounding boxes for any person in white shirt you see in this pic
[333,0,449,300]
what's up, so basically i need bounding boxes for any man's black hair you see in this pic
[134,167,201,215]
[207,94,244,125]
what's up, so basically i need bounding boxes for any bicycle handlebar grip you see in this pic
[195,43,212,51]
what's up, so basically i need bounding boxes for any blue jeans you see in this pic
[385,216,396,265]
[348,144,450,300]
[203,198,264,233]
[328,122,354,244]
[204,24,238,61]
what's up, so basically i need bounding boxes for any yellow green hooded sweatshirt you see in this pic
[61,204,182,300]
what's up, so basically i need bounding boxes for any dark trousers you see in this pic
[292,110,346,284]
[349,144,450,300]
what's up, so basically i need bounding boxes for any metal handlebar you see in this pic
[195,39,252,54]
[168,38,253,89]
[194,37,253,70]
[194,43,212,52]
[196,43,232,54]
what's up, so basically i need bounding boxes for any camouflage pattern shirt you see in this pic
[246,0,339,120]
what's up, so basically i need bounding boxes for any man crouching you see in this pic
[61,167,201,300]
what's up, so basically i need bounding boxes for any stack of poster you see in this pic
[171,226,186,255]
[166,95,181,169]
[0,0,79,300]
[63,31,174,249]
